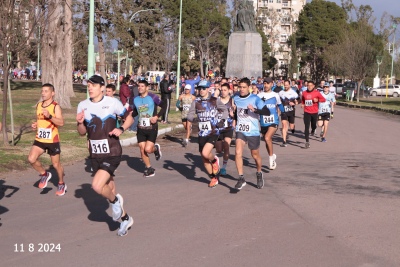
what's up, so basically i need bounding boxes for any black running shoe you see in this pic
[144,167,155,177]
[291,128,295,134]
[235,176,246,190]
[154,143,162,161]
[280,142,287,147]
[256,172,264,189]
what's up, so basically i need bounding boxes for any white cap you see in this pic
[184,84,191,90]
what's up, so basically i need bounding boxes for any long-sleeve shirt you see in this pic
[302,89,326,114]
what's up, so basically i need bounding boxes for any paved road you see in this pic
[1,106,399,267]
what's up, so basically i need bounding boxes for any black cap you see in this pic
[88,75,105,85]
[263,77,273,83]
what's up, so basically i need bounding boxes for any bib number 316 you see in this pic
[90,139,110,154]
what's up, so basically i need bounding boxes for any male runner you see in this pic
[28,83,66,196]
[234,78,268,190]
[318,82,336,142]
[279,80,299,147]
[215,83,235,176]
[187,83,228,188]
[132,80,166,177]
[254,77,283,170]
[301,81,326,148]
[76,75,134,236]
[177,84,196,146]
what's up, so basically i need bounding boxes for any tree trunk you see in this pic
[95,8,106,82]
[41,0,74,109]
[1,44,10,145]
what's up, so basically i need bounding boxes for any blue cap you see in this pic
[324,82,330,87]
[197,80,209,88]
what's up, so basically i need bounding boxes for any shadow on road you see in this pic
[123,154,145,174]
[0,180,20,227]
[74,183,119,231]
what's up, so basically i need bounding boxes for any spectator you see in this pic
[119,76,131,109]
[160,75,173,123]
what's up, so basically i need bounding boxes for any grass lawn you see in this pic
[0,81,182,173]
[337,96,400,111]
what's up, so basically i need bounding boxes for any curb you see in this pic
[336,102,400,115]
[120,124,184,146]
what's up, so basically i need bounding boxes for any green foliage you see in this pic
[257,27,275,74]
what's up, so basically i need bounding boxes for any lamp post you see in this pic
[175,0,183,100]
[113,49,123,91]
[87,0,95,78]
[390,23,397,85]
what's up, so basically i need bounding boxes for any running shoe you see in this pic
[321,138,327,143]
[220,168,227,176]
[291,128,295,134]
[256,172,264,189]
[269,154,277,170]
[111,194,124,221]
[55,183,67,196]
[144,167,155,177]
[235,176,246,190]
[311,131,318,137]
[154,143,162,160]
[117,216,134,237]
[305,142,310,149]
[280,142,287,147]
[211,156,220,175]
[182,139,188,147]
[331,114,334,119]
[38,172,52,189]
[208,177,218,188]
[320,131,324,137]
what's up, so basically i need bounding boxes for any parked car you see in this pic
[370,85,400,97]
[333,83,344,95]
[342,81,370,98]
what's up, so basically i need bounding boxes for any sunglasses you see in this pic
[199,87,208,91]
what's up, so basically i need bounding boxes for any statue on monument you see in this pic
[235,0,257,32]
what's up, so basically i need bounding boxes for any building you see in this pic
[254,0,305,77]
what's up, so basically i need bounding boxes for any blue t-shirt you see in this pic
[318,92,336,114]
[234,94,263,136]
[257,92,282,127]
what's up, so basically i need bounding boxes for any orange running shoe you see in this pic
[38,172,52,189]
[211,156,220,175]
[56,183,67,196]
[208,177,218,188]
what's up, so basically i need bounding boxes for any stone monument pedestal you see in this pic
[225,32,262,79]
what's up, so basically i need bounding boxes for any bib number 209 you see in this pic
[237,123,250,132]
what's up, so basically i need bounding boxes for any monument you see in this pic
[225,0,263,78]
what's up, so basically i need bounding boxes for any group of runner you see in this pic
[28,74,335,237]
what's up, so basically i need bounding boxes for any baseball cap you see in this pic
[184,84,191,90]
[197,80,209,88]
[263,77,273,83]
[88,75,105,85]
[324,82,330,87]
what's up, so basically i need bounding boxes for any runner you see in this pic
[301,81,326,149]
[279,80,298,147]
[233,77,268,190]
[318,82,336,142]
[105,84,116,97]
[177,84,196,147]
[28,83,66,196]
[255,77,284,170]
[187,83,228,188]
[76,75,134,236]
[132,80,166,177]
[215,83,235,176]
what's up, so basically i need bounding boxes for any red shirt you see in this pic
[302,89,326,114]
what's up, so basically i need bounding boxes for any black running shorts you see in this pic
[198,135,219,153]
[318,113,330,121]
[33,140,61,156]
[137,128,158,144]
[260,125,278,136]
[281,111,296,124]
[91,156,121,176]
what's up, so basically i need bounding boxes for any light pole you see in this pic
[113,49,123,91]
[37,26,40,81]
[175,0,183,100]
[87,0,95,78]
[390,23,397,85]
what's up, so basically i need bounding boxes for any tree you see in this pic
[0,0,48,145]
[41,0,74,109]
[295,0,347,81]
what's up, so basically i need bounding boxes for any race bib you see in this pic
[224,119,228,128]
[263,115,275,124]
[284,105,293,112]
[182,104,190,111]
[321,107,329,113]
[90,139,110,154]
[237,122,250,132]
[199,121,212,131]
[139,117,151,127]
[38,128,52,139]
[305,100,313,106]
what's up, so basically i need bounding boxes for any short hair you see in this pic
[122,77,130,84]
[106,84,116,91]
[214,81,221,85]
[221,83,230,89]
[307,80,315,85]
[239,77,251,86]
[284,79,291,84]
[42,83,55,91]
[138,80,149,87]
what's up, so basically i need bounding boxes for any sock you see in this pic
[58,182,64,185]
[222,160,228,169]
[208,173,215,179]
[121,213,129,221]
[110,196,118,204]
[269,155,274,161]
[210,158,217,164]
[239,174,244,180]
[41,171,47,176]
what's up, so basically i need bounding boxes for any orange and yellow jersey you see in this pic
[35,101,60,143]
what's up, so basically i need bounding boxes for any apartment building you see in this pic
[254,0,305,76]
